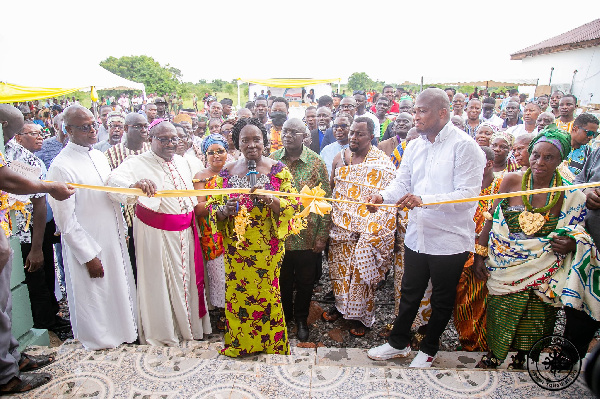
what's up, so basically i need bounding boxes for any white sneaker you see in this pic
[409,351,436,368]
[367,343,411,361]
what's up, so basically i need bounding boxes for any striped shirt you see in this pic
[105,142,151,227]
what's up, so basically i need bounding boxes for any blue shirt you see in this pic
[36,136,65,170]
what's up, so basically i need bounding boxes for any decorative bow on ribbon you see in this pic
[297,185,332,218]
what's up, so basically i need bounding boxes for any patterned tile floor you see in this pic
[13,338,596,398]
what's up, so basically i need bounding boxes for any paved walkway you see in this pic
[15,336,596,398]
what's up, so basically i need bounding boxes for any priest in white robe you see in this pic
[47,105,137,350]
[107,120,211,346]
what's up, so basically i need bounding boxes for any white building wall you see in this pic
[517,46,600,105]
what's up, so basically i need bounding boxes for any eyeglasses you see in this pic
[109,124,124,130]
[129,124,149,130]
[353,90,366,96]
[17,131,44,138]
[206,149,226,156]
[340,104,356,110]
[281,129,304,137]
[152,136,181,144]
[333,124,349,130]
[68,122,99,133]
[221,129,232,134]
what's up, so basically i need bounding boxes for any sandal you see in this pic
[507,351,526,370]
[0,371,52,393]
[19,353,55,372]
[321,307,341,322]
[216,317,226,332]
[349,323,369,337]
[377,324,393,339]
[475,353,502,369]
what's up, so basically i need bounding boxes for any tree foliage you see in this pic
[347,72,375,91]
[100,55,180,95]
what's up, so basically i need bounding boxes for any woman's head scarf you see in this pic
[201,133,228,154]
[528,124,571,160]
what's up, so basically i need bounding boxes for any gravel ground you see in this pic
[289,257,461,351]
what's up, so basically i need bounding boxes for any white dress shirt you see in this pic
[380,121,485,255]
[481,114,504,129]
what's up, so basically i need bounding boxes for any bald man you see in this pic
[367,88,485,368]
[270,118,331,341]
[107,121,211,346]
[47,105,138,350]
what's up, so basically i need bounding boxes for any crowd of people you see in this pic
[0,83,599,393]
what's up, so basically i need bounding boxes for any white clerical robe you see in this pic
[107,151,211,346]
[47,142,137,350]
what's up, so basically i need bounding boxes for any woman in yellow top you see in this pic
[208,118,299,357]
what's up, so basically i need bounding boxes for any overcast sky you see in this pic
[2,1,597,85]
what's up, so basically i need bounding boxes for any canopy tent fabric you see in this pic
[238,78,340,88]
[423,78,539,87]
[0,62,145,103]
[0,83,83,103]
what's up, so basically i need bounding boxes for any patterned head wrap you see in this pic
[198,115,209,123]
[201,133,228,154]
[490,130,515,148]
[528,124,571,160]
[475,122,499,134]
[107,111,125,125]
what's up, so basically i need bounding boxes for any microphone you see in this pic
[247,160,257,188]
[247,160,259,206]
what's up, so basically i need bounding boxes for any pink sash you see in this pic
[135,205,206,318]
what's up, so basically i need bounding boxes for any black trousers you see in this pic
[388,246,469,356]
[564,306,600,358]
[280,250,317,321]
[21,222,59,329]
[127,226,137,285]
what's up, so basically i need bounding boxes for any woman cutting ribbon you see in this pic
[207,118,300,357]
[473,126,600,369]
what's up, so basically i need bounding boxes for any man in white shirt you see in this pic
[47,105,138,350]
[320,115,351,175]
[506,101,541,139]
[353,91,380,139]
[480,97,503,128]
[365,88,485,368]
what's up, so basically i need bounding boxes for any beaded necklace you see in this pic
[521,168,561,213]
[517,168,562,235]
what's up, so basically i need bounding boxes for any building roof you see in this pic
[511,19,600,60]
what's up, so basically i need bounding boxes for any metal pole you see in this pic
[570,70,578,94]
[549,67,554,86]
[337,79,340,94]
[420,76,423,93]
[237,80,241,109]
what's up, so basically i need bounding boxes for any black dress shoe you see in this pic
[296,319,309,342]
[50,316,71,331]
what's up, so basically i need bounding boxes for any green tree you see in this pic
[347,72,375,91]
[100,55,180,95]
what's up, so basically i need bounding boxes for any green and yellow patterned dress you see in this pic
[207,162,299,357]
